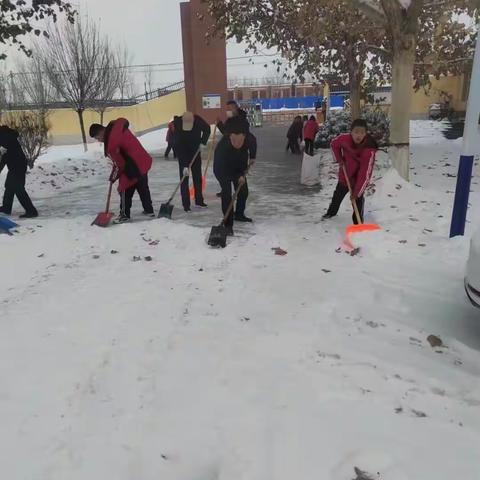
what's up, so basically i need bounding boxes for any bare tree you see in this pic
[15,53,54,126]
[39,18,115,151]
[144,65,155,100]
[4,111,50,167]
[93,46,132,123]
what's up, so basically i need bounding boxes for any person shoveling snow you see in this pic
[322,119,378,224]
[90,119,154,224]
[322,119,380,251]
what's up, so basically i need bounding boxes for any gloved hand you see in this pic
[183,167,190,177]
[109,166,120,183]
[238,175,246,185]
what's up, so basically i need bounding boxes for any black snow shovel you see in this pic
[208,177,246,248]
[158,147,202,219]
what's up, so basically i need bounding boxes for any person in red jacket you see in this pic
[89,119,153,223]
[303,115,319,156]
[164,118,177,158]
[322,119,378,224]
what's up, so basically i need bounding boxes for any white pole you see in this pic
[450,24,480,237]
[462,24,480,156]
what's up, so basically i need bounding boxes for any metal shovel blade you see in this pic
[92,212,114,228]
[208,225,227,248]
[158,203,174,219]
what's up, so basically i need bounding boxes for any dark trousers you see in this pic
[326,182,365,224]
[305,139,314,156]
[2,170,37,215]
[179,154,203,209]
[165,143,176,158]
[235,177,249,216]
[120,174,153,218]
[215,176,248,227]
[286,138,301,154]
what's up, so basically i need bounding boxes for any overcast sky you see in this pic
[73,0,281,90]
[1,0,282,93]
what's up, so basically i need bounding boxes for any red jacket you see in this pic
[104,118,152,192]
[166,121,175,143]
[303,119,319,141]
[330,133,377,198]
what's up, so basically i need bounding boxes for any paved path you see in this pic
[34,125,326,228]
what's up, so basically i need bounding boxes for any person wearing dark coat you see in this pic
[0,126,38,218]
[173,112,211,212]
[286,116,303,154]
[213,117,250,236]
[216,100,257,222]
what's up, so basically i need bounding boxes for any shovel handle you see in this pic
[166,147,202,204]
[203,125,218,178]
[340,162,362,225]
[105,181,114,213]
[221,176,246,226]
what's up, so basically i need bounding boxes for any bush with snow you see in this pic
[315,108,390,148]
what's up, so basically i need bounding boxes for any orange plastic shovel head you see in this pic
[344,223,381,250]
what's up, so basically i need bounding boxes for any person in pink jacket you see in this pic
[322,119,378,224]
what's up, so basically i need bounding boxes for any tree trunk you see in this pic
[389,42,416,181]
[100,109,104,125]
[350,77,362,121]
[77,109,88,152]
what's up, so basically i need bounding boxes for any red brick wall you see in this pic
[180,0,228,124]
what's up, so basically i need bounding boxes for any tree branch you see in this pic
[344,0,387,24]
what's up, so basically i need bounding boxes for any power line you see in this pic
[6,53,281,77]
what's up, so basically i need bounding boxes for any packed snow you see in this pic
[1,121,480,480]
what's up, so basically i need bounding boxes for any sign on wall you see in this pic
[202,94,222,109]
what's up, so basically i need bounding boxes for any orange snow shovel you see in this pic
[341,163,380,250]
[189,125,217,198]
[92,182,115,227]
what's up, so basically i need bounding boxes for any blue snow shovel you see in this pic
[0,216,19,235]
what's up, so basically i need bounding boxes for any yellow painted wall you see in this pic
[410,74,467,115]
[42,89,186,144]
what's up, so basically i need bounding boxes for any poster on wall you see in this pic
[202,94,222,109]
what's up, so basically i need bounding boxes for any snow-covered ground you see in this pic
[1,121,480,480]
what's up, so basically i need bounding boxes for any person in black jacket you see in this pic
[216,100,257,222]
[213,117,250,236]
[286,116,303,154]
[0,126,38,218]
[173,112,211,212]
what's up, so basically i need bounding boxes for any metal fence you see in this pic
[1,80,186,112]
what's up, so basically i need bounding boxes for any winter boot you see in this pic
[114,213,131,224]
[235,213,252,223]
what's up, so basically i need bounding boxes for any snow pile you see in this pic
[1,120,480,479]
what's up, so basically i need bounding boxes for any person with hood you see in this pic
[173,111,210,212]
[322,119,378,224]
[216,100,257,222]
[286,116,303,154]
[0,126,38,218]
[303,115,319,156]
[164,118,177,158]
[89,118,153,223]
[213,117,250,236]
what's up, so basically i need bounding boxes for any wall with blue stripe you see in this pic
[253,95,346,110]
